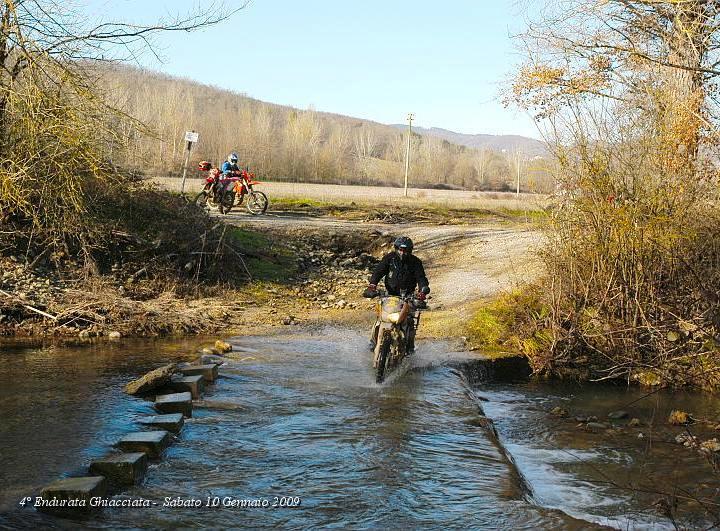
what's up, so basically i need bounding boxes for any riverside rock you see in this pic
[668,410,692,425]
[585,422,609,431]
[700,439,720,453]
[124,364,176,395]
[550,407,569,418]
[607,410,629,420]
[214,340,232,353]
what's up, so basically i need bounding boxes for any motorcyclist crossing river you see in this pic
[363,236,430,353]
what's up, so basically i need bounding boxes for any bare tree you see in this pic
[508,0,720,397]
[353,125,377,183]
[472,148,491,189]
[0,1,246,240]
[513,0,720,169]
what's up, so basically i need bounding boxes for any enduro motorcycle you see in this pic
[369,289,427,383]
[194,163,269,215]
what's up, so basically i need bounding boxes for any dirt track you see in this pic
[229,210,542,339]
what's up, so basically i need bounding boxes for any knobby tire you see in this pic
[375,331,391,384]
[246,191,269,215]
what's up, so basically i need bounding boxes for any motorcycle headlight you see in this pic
[387,312,401,324]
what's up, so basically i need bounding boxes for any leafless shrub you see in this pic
[512,1,720,389]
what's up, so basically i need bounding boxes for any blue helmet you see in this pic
[228,152,238,163]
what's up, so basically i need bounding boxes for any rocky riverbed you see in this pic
[0,222,392,339]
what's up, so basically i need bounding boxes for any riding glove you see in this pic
[362,284,378,298]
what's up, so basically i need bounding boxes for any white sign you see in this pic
[184,131,199,143]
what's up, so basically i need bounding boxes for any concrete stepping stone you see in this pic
[169,374,205,399]
[155,391,193,417]
[196,354,225,366]
[89,453,147,486]
[179,364,218,383]
[139,413,184,433]
[116,431,170,458]
[37,476,107,515]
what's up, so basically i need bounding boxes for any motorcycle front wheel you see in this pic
[219,191,236,214]
[193,190,209,208]
[375,330,392,384]
[246,191,269,215]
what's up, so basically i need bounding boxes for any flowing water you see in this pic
[0,328,718,530]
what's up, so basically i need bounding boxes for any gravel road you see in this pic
[229,211,542,310]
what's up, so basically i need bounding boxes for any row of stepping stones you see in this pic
[36,360,221,517]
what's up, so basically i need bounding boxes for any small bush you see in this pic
[466,288,554,363]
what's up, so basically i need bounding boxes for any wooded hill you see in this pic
[389,125,548,157]
[97,64,552,192]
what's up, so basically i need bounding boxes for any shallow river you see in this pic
[0,328,718,529]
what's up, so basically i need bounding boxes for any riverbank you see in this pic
[0,213,386,339]
[1,184,541,345]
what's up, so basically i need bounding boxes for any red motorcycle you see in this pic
[194,162,269,215]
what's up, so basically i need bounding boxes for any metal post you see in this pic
[403,113,414,198]
[180,131,195,195]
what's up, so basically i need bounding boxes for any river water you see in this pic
[0,328,718,529]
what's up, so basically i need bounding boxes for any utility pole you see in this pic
[403,113,415,198]
[515,150,522,197]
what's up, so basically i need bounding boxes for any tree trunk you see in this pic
[662,2,708,171]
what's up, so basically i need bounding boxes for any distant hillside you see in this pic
[390,125,547,157]
[96,64,554,192]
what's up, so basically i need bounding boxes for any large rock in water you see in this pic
[124,364,176,395]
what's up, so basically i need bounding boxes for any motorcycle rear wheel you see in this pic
[246,191,269,215]
[375,331,392,384]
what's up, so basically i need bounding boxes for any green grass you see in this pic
[466,288,552,356]
[228,227,272,249]
[227,227,298,281]
[270,197,338,209]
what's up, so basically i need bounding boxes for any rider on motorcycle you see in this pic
[216,152,240,201]
[221,152,240,176]
[363,236,430,352]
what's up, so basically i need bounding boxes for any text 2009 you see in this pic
[273,496,301,508]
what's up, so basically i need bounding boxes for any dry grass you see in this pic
[153,177,547,211]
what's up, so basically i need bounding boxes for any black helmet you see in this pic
[393,236,414,253]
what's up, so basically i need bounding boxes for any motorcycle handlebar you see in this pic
[369,289,428,308]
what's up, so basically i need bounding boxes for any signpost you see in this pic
[180,130,199,195]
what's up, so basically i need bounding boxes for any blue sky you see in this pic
[87,0,538,138]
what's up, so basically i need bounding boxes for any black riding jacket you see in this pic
[369,252,429,296]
